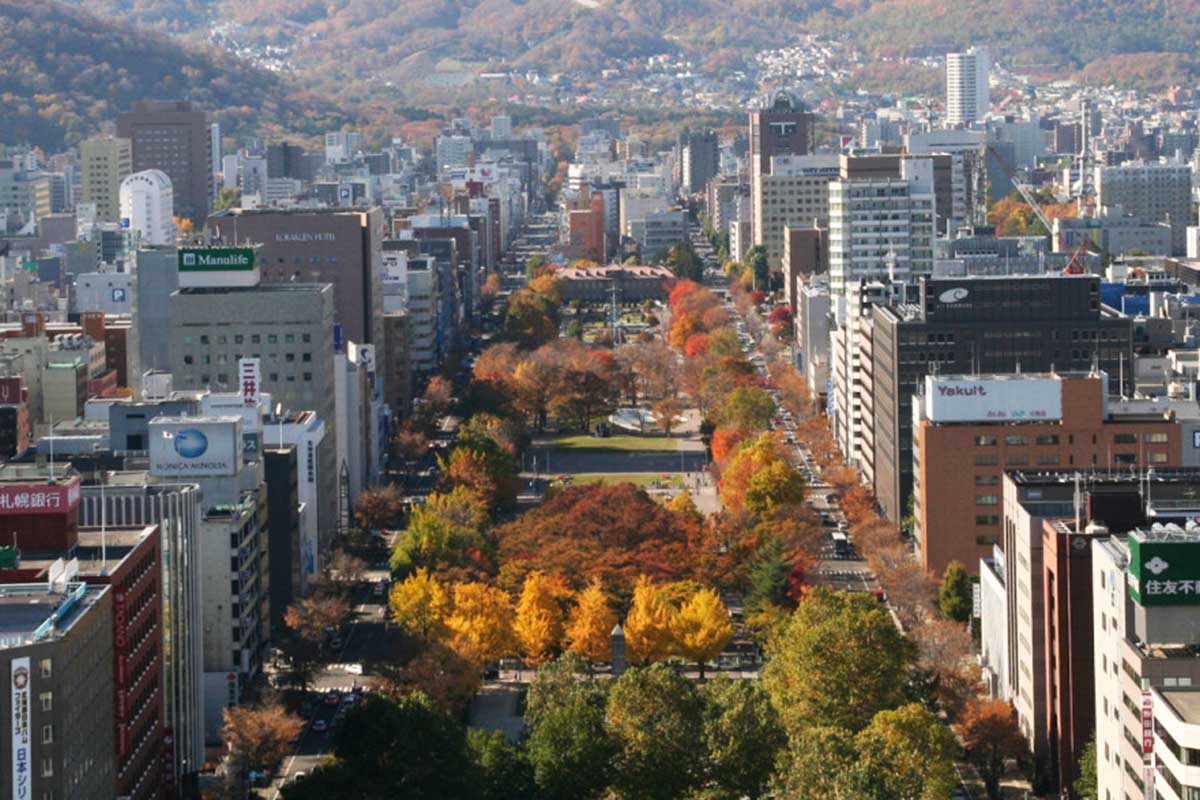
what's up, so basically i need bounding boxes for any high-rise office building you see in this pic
[680,129,720,194]
[168,282,336,427]
[828,158,937,297]
[80,137,131,223]
[748,91,816,247]
[867,275,1134,525]
[752,154,839,267]
[0,582,113,800]
[1092,524,1200,798]
[120,170,175,246]
[79,480,205,794]
[913,371,1179,575]
[1095,160,1194,255]
[116,101,213,224]
[946,47,990,127]
[205,208,386,349]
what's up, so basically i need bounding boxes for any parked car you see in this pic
[311,719,328,733]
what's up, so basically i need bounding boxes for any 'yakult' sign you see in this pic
[925,376,1063,424]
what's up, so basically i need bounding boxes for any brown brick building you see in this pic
[913,372,1180,575]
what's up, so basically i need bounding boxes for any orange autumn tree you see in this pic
[711,427,750,467]
[514,571,570,664]
[445,582,516,663]
[720,433,794,514]
[624,576,676,664]
[566,578,618,663]
[671,587,732,679]
[669,312,704,350]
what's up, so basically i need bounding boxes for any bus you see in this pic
[831,531,851,556]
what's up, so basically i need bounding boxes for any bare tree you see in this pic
[221,703,304,790]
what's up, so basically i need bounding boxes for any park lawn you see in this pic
[549,434,676,452]
[555,473,684,489]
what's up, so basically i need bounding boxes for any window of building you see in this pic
[1114,433,1138,444]
[302,353,312,362]
[976,495,1000,506]
[41,725,52,744]
[1145,432,1169,443]
[975,535,999,546]
[975,475,1000,485]
[303,372,313,382]
[975,455,999,466]
[39,692,51,712]
[1114,453,1137,465]
[39,659,51,678]
[1150,452,1169,464]
[183,355,193,365]
[1005,456,1029,466]
[268,334,278,344]
[199,335,209,345]
[302,333,312,343]
[234,335,244,344]
[251,334,261,344]
[1035,435,1059,445]
[285,334,295,344]
[1037,455,1061,466]
[40,758,52,778]
[975,515,999,526]
[1005,435,1028,446]
[975,435,997,447]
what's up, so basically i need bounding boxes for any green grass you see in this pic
[548,434,677,452]
[553,473,684,489]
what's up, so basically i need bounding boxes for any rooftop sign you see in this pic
[924,376,1063,424]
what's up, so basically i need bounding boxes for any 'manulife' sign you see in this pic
[924,376,1063,424]
[177,247,260,288]
[1128,532,1200,606]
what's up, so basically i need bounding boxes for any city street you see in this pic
[266,569,392,796]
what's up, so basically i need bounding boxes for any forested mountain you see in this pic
[0,0,350,149]
[59,0,1200,86]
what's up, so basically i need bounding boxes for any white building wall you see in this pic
[119,169,175,246]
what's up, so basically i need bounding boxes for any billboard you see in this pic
[177,247,260,289]
[149,417,242,477]
[924,376,1062,424]
[239,358,261,408]
[0,476,80,515]
[11,657,30,800]
[1128,532,1200,606]
[178,247,255,272]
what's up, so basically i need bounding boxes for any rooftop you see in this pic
[1130,521,1200,544]
[0,583,105,650]
[174,283,329,296]
[1008,468,1200,486]
[1161,689,1200,724]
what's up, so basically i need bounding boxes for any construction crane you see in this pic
[987,145,1099,274]
[986,144,1056,242]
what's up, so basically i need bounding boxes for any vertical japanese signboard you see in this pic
[11,657,30,800]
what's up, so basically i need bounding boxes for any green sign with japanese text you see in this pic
[1128,535,1200,606]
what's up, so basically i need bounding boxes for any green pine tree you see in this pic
[938,561,972,623]
[745,537,791,613]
